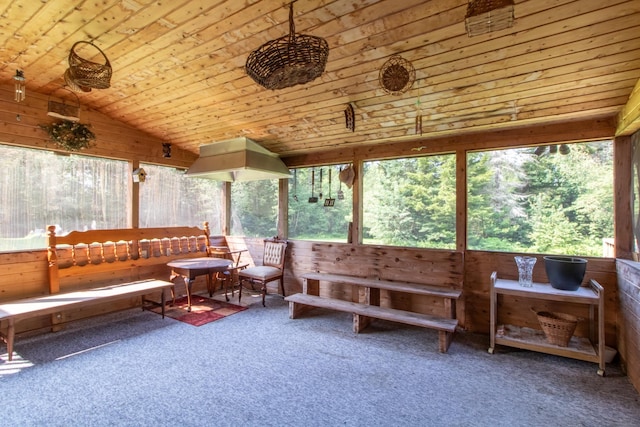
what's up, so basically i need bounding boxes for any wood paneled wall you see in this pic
[617,260,640,392]
[0,86,196,167]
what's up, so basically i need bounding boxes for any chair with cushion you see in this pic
[238,238,288,306]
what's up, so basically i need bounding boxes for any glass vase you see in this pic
[514,256,536,287]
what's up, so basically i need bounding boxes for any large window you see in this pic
[139,164,223,232]
[467,141,613,256]
[288,166,353,242]
[0,144,128,250]
[231,180,279,237]
[362,155,456,248]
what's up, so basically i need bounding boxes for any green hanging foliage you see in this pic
[40,120,96,151]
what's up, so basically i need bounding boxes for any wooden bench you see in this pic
[0,223,211,361]
[0,280,172,361]
[286,272,462,353]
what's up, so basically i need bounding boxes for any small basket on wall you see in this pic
[40,120,96,152]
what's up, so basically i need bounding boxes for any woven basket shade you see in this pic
[68,41,112,89]
[246,3,329,90]
[465,0,515,37]
[379,55,415,95]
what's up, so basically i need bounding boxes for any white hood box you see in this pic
[186,137,291,182]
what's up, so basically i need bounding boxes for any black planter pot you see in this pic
[543,256,587,291]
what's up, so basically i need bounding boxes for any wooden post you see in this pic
[46,225,60,294]
[614,135,633,259]
[456,149,467,252]
[222,181,231,235]
[278,178,289,238]
[130,160,140,228]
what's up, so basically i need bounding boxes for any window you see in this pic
[362,155,456,248]
[288,166,353,242]
[0,144,128,251]
[231,179,279,237]
[467,141,613,256]
[140,163,223,233]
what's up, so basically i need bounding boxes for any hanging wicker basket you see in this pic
[68,41,112,89]
[533,309,579,347]
[245,3,329,90]
[465,0,515,37]
[64,68,92,93]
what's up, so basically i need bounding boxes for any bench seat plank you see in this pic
[301,272,461,299]
[286,293,458,352]
[0,279,172,321]
[0,279,172,361]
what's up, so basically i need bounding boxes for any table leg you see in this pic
[184,277,193,312]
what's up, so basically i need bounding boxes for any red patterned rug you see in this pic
[152,294,247,327]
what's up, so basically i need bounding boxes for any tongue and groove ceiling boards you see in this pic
[1,0,639,157]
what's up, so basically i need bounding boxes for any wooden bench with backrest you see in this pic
[285,244,463,353]
[0,223,212,361]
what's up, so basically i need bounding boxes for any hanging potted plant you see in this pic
[40,120,96,151]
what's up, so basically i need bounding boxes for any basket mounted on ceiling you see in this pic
[67,41,112,90]
[245,2,329,90]
[379,55,415,96]
[465,0,515,37]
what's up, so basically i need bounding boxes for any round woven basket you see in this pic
[535,310,578,347]
[379,55,415,95]
[68,41,112,89]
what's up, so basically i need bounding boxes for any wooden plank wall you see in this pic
[617,260,640,393]
[0,87,196,167]
[285,241,465,322]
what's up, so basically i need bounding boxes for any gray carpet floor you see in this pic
[1,291,639,427]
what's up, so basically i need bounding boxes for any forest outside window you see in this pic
[362,155,456,249]
[467,141,613,257]
[0,144,128,251]
[139,164,223,232]
[288,166,353,242]
[231,180,279,237]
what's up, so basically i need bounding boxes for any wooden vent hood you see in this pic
[185,137,291,182]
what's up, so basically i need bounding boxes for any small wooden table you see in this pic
[167,257,232,311]
[488,272,605,375]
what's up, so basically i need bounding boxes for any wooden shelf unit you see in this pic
[488,272,606,376]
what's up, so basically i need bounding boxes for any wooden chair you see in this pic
[237,238,288,306]
[207,239,248,298]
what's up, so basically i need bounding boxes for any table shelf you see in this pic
[488,272,605,376]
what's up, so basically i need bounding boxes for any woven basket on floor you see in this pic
[534,310,578,347]
[68,41,112,89]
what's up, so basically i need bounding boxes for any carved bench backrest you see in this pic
[47,222,211,293]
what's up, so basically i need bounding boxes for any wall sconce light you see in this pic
[162,143,172,158]
[14,70,25,102]
[132,167,147,183]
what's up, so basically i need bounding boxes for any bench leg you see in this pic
[7,319,15,361]
[353,313,373,333]
[289,301,315,319]
[438,331,454,353]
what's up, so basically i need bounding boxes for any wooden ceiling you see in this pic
[1,0,640,158]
